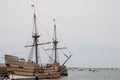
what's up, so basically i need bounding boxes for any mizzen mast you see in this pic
[53,19,58,63]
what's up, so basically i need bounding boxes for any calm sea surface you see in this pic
[14,69,120,80]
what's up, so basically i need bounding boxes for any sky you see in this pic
[0,0,120,68]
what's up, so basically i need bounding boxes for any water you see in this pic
[14,68,120,80]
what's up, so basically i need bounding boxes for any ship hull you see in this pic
[5,55,60,79]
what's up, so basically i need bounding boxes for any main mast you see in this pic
[32,5,39,64]
[31,5,40,80]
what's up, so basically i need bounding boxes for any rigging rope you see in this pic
[60,50,69,58]
[27,46,34,62]
[40,46,54,62]
[36,17,53,40]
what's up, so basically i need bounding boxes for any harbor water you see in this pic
[14,68,120,80]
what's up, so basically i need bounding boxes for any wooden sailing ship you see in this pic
[4,5,72,79]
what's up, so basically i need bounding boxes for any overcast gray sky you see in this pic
[0,0,120,68]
